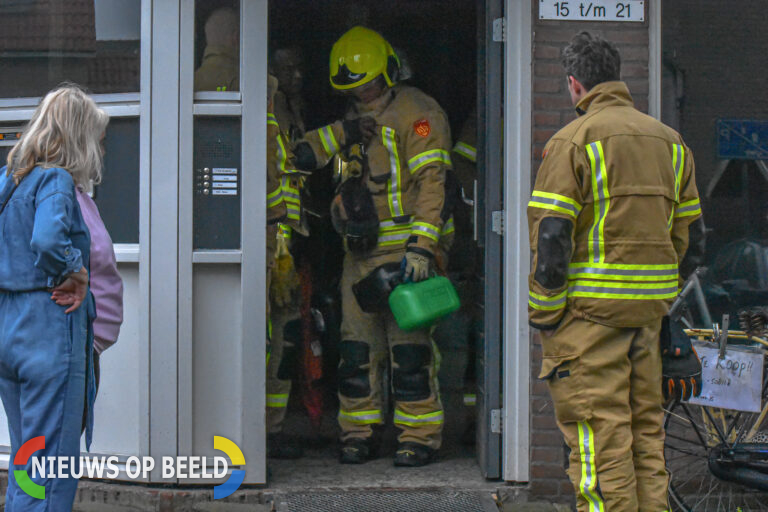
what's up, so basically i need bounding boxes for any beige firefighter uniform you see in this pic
[447,109,480,414]
[298,84,454,449]
[266,97,306,434]
[194,45,239,92]
[265,103,302,393]
[451,108,478,203]
[266,108,286,298]
[528,81,701,511]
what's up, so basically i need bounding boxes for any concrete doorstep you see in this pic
[0,471,573,511]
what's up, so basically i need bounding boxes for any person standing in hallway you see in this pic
[527,32,702,510]
[194,7,239,92]
[266,45,309,460]
[289,26,453,467]
[435,108,481,445]
[0,84,107,511]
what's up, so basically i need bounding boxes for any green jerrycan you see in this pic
[388,276,460,331]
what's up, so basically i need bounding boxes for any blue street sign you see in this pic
[717,119,768,160]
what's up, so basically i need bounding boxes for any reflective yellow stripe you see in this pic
[675,198,701,218]
[281,177,301,221]
[278,224,292,239]
[570,279,678,289]
[275,134,301,175]
[669,143,687,229]
[407,149,452,174]
[569,262,678,271]
[267,187,283,208]
[463,394,477,406]
[412,221,441,242]
[673,144,684,203]
[586,141,609,263]
[377,219,413,247]
[380,218,412,230]
[382,127,405,217]
[441,217,455,235]
[276,134,292,173]
[319,125,340,158]
[379,231,411,245]
[393,409,444,426]
[529,191,582,219]
[453,141,476,163]
[528,289,567,311]
[578,421,605,512]
[569,279,678,300]
[267,113,278,127]
[266,394,289,408]
[338,409,382,425]
[568,262,678,282]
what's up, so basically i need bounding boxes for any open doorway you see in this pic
[260,0,500,487]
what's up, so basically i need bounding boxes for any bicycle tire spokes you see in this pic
[665,399,768,511]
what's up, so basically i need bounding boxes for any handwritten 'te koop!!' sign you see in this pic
[539,1,645,22]
[687,341,764,413]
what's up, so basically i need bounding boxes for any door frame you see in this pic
[501,0,532,483]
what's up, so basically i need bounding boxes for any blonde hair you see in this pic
[6,84,109,190]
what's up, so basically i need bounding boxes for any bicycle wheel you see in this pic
[664,398,768,511]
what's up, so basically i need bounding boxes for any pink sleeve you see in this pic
[76,189,124,352]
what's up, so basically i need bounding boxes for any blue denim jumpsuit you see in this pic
[0,165,96,512]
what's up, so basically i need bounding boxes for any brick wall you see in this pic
[527,2,650,503]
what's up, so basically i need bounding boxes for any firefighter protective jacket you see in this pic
[297,85,453,256]
[193,45,239,92]
[267,113,303,226]
[451,108,477,202]
[528,81,702,329]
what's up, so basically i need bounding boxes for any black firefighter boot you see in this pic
[339,438,379,464]
[393,442,436,467]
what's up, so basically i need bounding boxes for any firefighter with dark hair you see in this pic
[528,32,703,510]
[265,45,308,460]
[290,26,454,467]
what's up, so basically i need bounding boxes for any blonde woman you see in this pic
[0,84,107,511]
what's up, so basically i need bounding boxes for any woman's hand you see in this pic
[51,267,89,313]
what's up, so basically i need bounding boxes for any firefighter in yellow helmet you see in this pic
[290,26,454,466]
[528,32,703,510]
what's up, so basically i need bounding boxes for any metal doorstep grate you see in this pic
[277,490,497,512]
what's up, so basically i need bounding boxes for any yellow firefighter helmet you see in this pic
[329,26,400,91]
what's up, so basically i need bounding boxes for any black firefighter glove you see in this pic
[333,174,379,255]
[660,316,703,401]
[352,262,403,313]
[342,116,377,146]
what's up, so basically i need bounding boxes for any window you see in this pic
[194,1,240,93]
[0,0,140,98]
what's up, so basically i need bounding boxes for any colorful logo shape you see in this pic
[213,436,245,500]
[15,436,46,499]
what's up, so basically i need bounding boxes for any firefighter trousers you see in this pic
[539,311,668,512]
[266,303,300,433]
[339,250,443,450]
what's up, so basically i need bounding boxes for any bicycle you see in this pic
[663,270,768,511]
